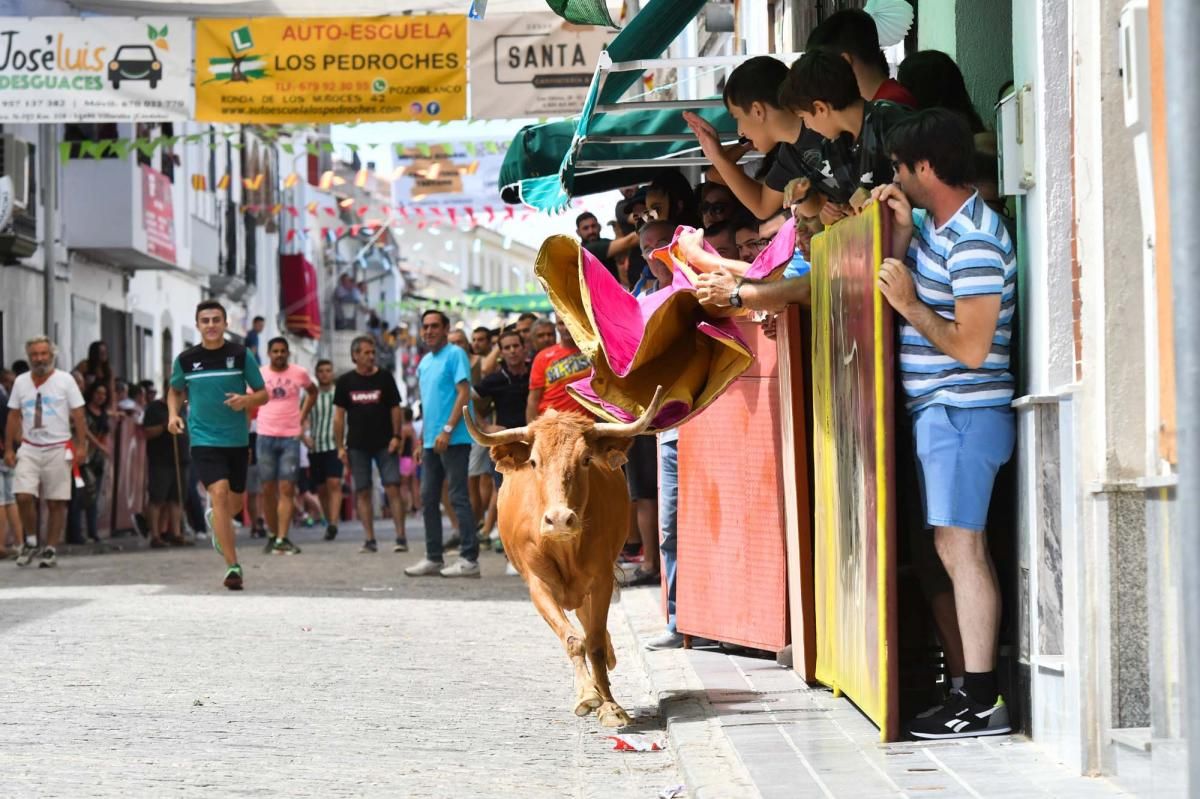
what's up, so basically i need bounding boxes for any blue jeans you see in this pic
[658,433,679,632]
[420,444,478,563]
[256,435,300,484]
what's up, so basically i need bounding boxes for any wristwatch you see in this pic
[729,280,744,309]
[442,424,454,434]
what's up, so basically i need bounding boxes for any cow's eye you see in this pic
[581,454,593,467]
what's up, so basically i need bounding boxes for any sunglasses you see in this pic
[700,202,729,215]
[742,237,773,249]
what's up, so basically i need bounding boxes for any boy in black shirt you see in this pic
[683,56,824,221]
[777,49,911,216]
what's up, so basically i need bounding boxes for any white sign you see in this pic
[391,140,508,211]
[0,17,192,122]
[469,12,611,120]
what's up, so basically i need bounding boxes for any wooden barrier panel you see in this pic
[778,305,816,682]
[810,203,898,741]
[676,319,789,652]
[97,416,146,538]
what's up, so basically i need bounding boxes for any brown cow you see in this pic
[463,388,664,728]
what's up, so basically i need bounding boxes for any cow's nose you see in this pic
[542,508,579,532]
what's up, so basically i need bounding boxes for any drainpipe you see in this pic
[1164,0,1200,791]
[39,123,56,344]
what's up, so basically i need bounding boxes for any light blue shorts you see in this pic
[913,404,1015,532]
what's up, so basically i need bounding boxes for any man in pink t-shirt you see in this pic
[256,337,317,554]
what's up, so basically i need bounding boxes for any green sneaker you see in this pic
[223,564,244,591]
[273,538,302,555]
[206,508,224,557]
[263,536,276,554]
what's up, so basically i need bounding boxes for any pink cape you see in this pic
[533,217,799,429]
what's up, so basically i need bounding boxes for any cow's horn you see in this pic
[462,405,530,446]
[590,386,666,438]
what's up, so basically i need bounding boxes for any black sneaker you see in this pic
[393,539,408,553]
[360,539,378,553]
[223,564,244,591]
[37,547,58,568]
[273,538,302,555]
[324,524,338,541]
[263,536,276,554]
[907,690,1011,739]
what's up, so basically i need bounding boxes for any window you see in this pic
[63,123,120,159]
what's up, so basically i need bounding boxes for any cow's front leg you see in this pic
[527,575,602,716]
[580,586,631,728]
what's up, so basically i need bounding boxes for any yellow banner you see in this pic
[195,16,466,123]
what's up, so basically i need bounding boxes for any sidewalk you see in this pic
[617,586,1133,799]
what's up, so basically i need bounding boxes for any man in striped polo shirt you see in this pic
[872,109,1016,739]
[304,359,343,541]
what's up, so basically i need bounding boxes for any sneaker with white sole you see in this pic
[505,561,519,576]
[644,631,686,651]
[907,690,1012,739]
[404,558,444,577]
[15,544,38,568]
[36,547,58,568]
[440,558,480,579]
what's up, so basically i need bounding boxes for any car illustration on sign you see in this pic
[108,45,162,89]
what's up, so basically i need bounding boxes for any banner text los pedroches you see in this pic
[195,16,467,123]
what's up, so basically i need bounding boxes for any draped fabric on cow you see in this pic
[533,217,800,430]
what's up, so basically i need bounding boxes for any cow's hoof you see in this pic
[574,689,603,717]
[597,702,631,728]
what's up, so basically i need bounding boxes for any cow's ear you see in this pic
[490,441,531,473]
[590,437,633,470]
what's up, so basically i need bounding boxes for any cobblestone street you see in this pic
[0,519,682,799]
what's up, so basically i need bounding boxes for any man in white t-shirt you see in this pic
[4,336,87,568]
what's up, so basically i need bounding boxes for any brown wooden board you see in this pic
[778,305,817,681]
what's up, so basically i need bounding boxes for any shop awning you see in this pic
[499,105,733,208]
[500,0,746,211]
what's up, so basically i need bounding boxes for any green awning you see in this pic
[500,0,725,211]
[499,105,733,208]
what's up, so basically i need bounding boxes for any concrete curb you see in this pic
[617,587,762,799]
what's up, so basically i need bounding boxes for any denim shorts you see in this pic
[256,435,300,484]
[348,447,401,491]
[0,463,14,506]
[913,404,1015,532]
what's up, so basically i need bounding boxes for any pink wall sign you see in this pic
[141,165,176,264]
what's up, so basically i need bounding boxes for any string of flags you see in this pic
[245,202,537,239]
[61,134,511,164]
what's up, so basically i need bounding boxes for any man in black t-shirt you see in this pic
[333,335,408,553]
[473,330,530,432]
[576,212,638,283]
[142,396,191,546]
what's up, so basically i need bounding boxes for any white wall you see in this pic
[126,270,205,390]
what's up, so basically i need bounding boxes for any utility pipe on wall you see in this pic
[1163,0,1200,792]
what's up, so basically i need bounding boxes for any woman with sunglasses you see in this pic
[698,182,746,231]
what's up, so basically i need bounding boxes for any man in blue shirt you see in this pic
[404,310,479,579]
